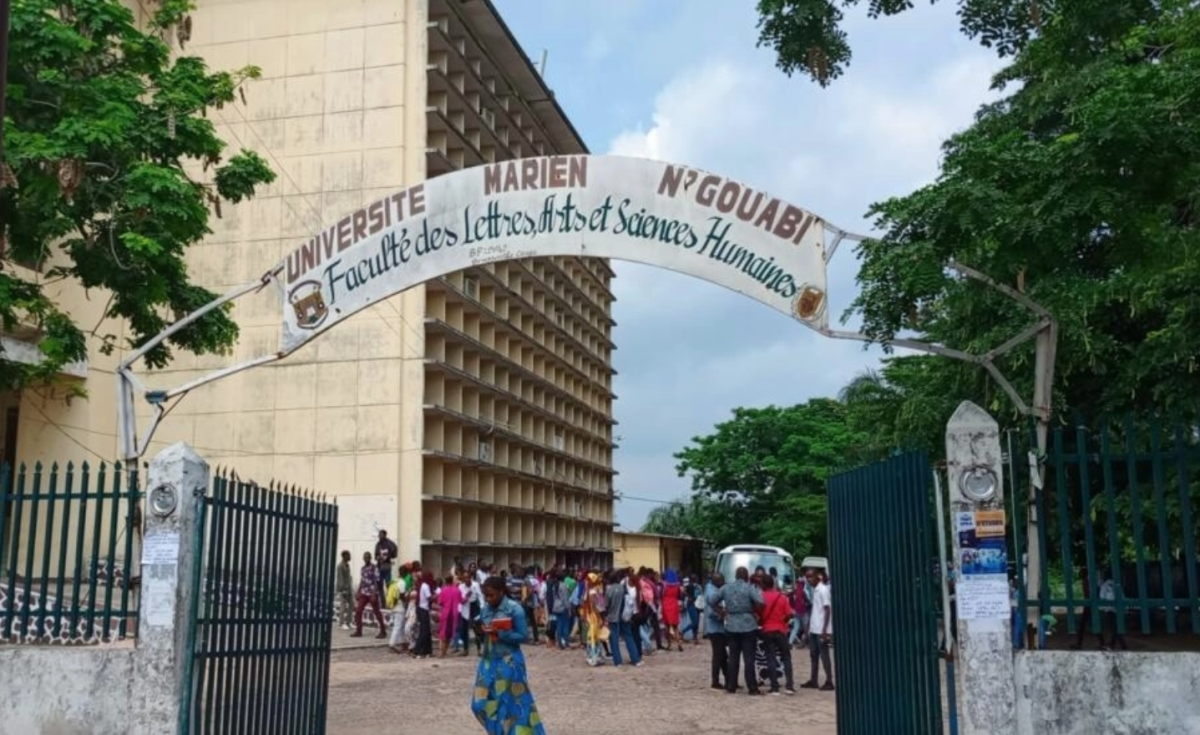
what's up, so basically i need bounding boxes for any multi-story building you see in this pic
[4,0,616,572]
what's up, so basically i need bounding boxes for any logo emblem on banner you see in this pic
[794,285,827,322]
[289,280,329,330]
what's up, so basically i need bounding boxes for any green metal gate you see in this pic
[184,471,339,734]
[827,451,946,735]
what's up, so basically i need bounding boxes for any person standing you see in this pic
[411,571,436,659]
[718,566,764,695]
[351,551,387,639]
[374,530,398,592]
[470,576,547,734]
[580,572,608,667]
[604,569,642,667]
[437,574,464,658]
[790,568,811,647]
[682,575,701,644]
[759,575,796,695]
[335,550,354,631]
[387,566,410,653]
[705,573,728,690]
[551,572,571,650]
[802,569,834,690]
[661,570,683,652]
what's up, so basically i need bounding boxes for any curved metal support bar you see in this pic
[117,269,284,461]
[819,327,1033,416]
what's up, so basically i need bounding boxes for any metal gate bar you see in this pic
[186,472,338,734]
[828,451,945,735]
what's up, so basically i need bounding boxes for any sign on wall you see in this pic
[955,509,1011,620]
[275,155,830,354]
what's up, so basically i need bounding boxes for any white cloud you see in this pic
[600,18,1003,529]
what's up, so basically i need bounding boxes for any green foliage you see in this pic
[850,0,1200,424]
[755,0,1158,86]
[651,400,866,557]
[0,0,276,391]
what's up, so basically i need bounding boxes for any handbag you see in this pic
[694,593,706,610]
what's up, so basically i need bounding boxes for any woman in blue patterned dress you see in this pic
[471,576,546,734]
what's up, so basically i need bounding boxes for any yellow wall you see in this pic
[6,1,428,569]
[613,532,704,574]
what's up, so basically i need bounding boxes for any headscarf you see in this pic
[664,569,679,585]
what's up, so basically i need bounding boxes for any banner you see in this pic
[274,155,830,354]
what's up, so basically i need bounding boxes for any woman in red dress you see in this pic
[661,569,684,652]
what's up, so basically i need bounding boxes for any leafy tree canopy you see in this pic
[758,0,1200,427]
[852,0,1200,425]
[652,399,865,556]
[756,0,1159,86]
[0,0,275,392]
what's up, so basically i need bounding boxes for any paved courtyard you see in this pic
[327,636,837,735]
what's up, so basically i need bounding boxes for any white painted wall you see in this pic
[1016,651,1200,735]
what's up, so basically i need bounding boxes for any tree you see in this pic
[675,399,862,505]
[0,0,275,393]
[640,495,744,549]
[849,1,1200,422]
[759,1,1200,424]
[667,399,866,556]
[755,0,1142,86]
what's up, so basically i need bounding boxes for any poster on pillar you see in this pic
[274,155,831,355]
[955,509,1011,620]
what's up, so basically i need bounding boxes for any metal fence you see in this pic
[828,451,946,734]
[1013,417,1200,638]
[186,470,338,735]
[0,461,142,644]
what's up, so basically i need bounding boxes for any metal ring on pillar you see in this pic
[959,465,998,503]
[150,482,179,517]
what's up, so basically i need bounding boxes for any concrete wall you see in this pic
[1016,651,1200,735]
[140,0,428,565]
[0,647,136,735]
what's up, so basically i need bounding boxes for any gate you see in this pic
[827,451,946,734]
[184,471,339,734]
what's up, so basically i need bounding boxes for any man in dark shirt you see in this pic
[374,530,398,595]
[718,566,765,695]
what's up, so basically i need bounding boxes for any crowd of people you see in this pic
[335,530,834,733]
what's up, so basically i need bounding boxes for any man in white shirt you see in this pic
[802,569,834,691]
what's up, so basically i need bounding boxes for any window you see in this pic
[464,275,479,299]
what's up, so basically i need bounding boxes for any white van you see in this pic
[714,544,797,593]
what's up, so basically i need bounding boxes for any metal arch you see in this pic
[118,230,1056,464]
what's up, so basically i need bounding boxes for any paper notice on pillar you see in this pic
[141,530,180,565]
[956,578,1011,620]
[143,564,178,627]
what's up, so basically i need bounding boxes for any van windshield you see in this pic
[716,551,794,589]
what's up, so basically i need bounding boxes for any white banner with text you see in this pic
[275,155,831,354]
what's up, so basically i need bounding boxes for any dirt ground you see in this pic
[327,636,837,735]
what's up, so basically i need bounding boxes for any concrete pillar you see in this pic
[133,443,208,735]
[945,401,1016,735]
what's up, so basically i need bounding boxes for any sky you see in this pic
[493,0,1006,529]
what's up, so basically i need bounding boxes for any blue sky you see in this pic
[494,0,1005,529]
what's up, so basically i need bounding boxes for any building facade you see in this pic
[4,0,616,573]
[613,531,706,576]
